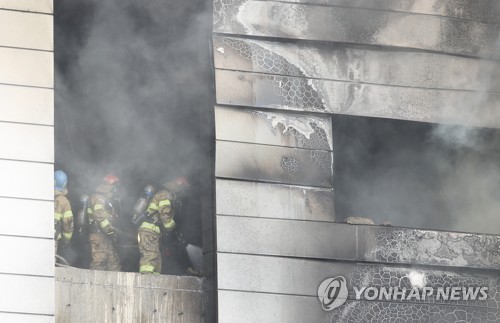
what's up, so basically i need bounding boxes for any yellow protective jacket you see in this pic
[54,189,74,242]
[140,189,176,235]
[88,184,116,234]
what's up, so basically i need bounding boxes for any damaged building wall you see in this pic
[213,0,500,322]
[55,267,203,323]
[0,1,55,322]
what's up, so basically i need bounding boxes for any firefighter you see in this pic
[54,170,74,255]
[88,174,121,271]
[138,177,190,274]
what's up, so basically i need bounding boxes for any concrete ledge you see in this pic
[56,267,204,323]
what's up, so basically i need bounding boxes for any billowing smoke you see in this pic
[335,42,500,235]
[55,0,213,270]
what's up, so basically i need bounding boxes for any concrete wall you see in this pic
[0,1,54,322]
[213,1,500,322]
[56,268,203,323]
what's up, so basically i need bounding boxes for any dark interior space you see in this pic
[54,1,214,274]
[333,115,500,235]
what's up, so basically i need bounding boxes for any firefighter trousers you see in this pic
[138,228,161,274]
[89,233,121,271]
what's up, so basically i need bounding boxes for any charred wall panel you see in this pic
[214,1,500,59]
[213,1,500,322]
[216,179,334,221]
[218,254,500,322]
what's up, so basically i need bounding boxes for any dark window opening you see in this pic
[54,0,214,275]
[333,115,500,235]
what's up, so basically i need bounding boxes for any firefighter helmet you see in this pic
[54,170,68,191]
[164,176,190,193]
[103,174,120,185]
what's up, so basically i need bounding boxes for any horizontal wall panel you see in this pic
[216,140,333,187]
[216,69,500,128]
[0,197,52,238]
[0,85,53,125]
[218,291,328,323]
[359,226,500,271]
[0,122,53,162]
[0,274,54,315]
[215,106,333,150]
[0,1,53,14]
[214,1,500,59]
[216,179,334,221]
[0,10,53,51]
[219,291,500,323]
[217,253,499,308]
[0,313,53,323]
[217,220,500,270]
[217,216,355,260]
[0,236,53,276]
[214,36,500,92]
[330,300,500,323]
[0,160,53,200]
[0,47,53,88]
[257,0,500,24]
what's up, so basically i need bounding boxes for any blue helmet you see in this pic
[54,170,68,191]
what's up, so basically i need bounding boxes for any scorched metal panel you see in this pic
[216,179,335,221]
[216,140,333,187]
[214,1,500,59]
[213,35,500,92]
[216,215,355,260]
[215,105,333,150]
[216,69,500,128]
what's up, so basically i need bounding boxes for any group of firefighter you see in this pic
[54,170,193,275]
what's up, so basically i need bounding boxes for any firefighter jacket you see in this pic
[88,184,117,235]
[140,189,177,235]
[54,189,74,242]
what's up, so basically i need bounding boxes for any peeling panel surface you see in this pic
[215,106,333,150]
[259,0,500,24]
[360,226,500,270]
[214,1,500,59]
[216,140,333,187]
[216,69,500,127]
[214,35,500,92]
